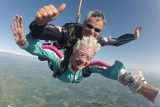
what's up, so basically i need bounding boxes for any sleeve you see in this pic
[29,21,64,41]
[90,60,127,80]
[22,33,61,64]
[98,34,136,47]
[154,91,160,107]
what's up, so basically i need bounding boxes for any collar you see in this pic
[68,63,76,74]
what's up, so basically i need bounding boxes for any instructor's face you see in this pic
[82,17,104,38]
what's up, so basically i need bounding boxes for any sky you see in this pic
[0,0,160,72]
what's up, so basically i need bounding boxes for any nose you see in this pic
[88,28,95,36]
[79,56,87,62]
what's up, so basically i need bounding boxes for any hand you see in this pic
[10,15,26,46]
[134,26,142,39]
[35,3,66,24]
[125,71,147,93]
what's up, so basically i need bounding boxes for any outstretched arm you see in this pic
[98,26,142,46]
[91,60,128,84]
[10,15,61,63]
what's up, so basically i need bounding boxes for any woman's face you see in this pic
[70,46,95,70]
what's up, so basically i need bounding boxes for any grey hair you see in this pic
[84,10,106,28]
[73,36,101,54]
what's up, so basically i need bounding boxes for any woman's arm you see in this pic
[10,15,61,63]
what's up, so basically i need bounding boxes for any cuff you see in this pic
[20,40,29,49]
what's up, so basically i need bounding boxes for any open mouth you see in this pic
[76,61,85,66]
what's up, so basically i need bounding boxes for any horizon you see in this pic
[0,51,159,75]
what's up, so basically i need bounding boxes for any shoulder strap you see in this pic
[62,23,83,48]
[53,23,83,78]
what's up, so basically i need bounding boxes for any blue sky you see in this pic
[0,0,160,72]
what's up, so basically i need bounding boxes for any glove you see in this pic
[125,71,147,93]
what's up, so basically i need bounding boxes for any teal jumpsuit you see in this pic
[23,33,127,83]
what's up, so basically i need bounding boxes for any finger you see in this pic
[19,16,25,40]
[13,15,22,40]
[57,3,66,13]
[49,4,59,17]
[16,15,20,29]
[12,18,19,41]
[137,27,142,33]
[35,12,43,23]
[10,24,18,41]
[39,8,48,22]
[43,6,53,17]
[36,8,47,23]
[39,8,48,16]
[43,5,55,21]
[19,16,24,29]
[139,26,142,31]
[13,16,18,34]
[137,26,142,30]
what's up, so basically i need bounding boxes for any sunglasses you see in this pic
[85,23,102,33]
